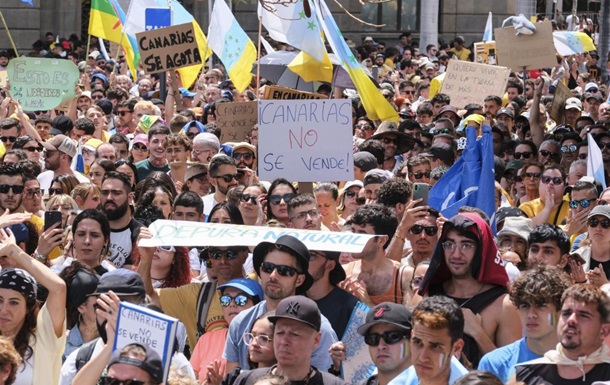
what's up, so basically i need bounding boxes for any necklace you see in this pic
[454,283,485,309]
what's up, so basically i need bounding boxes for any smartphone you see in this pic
[568,253,586,265]
[412,183,429,207]
[44,210,63,232]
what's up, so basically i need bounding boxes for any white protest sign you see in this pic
[114,302,178,383]
[138,220,375,253]
[440,60,510,108]
[257,100,354,182]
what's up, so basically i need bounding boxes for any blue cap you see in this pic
[179,87,196,98]
[91,73,108,85]
[218,278,264,302]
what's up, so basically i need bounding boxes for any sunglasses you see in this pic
[0,136,17,143]
[214,174,240,183]
[578,153,588,160]
[524,172,541,179]
[599,142,610,149]
[220,294,249,307]
[34,110,47,115]
[117,111,131,116]
[561,145,578,153]
[540,176,563,185]
[345,190,359,198]
[364,330,410,346]
[240,194,258,204]
[243,332,273,347]
[269,193,295,205]
[588,88,599,93]
[132,144,148,151]
[402,90,415,95]
[24,188,42,198]
[260,261,300,277]
[234,152,253,161]
[0,184,24,194]
[49,187,64,196]
[569,199,593,209]
[588,218,610,229]
[382,137,399,146]
[539,150,560,158]
[356,124,373,131]
[23,146,43,152]
[209,249,239,260]
[514,151,533,160]
[410,171,431,180]
[99,377,147,385]
[157,245,176,252]
[409,224,438,236]
[514,176,523,183]
[186,132,198,139]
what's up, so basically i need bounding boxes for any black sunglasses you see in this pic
[132,144,148,151]
[599,142,610,150]
[240,194,258,204]
[578,153,588,160]
[409,224,438,236]
[49,187,64,195]
[260,261,300,277]
[234,153,253,161]
[23,146,43,152]
[364,330,410,346]
[541,176,563,185]
[345,190,359,198]
[0,136,17,143]
[588,218,610,229]
[524,172,541,179]
[214,174,240,183]
[209,249,239,260]
[539,150,560,159]
[410,171,431,180]
[382,137,399,146]
[514,151,533,160]
[99,377,147,385]
[117,111,132,116]
[0,184,24,194]
[269,193,295,205]
[220,294,249,307]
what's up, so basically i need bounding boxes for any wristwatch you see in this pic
[33,251,47,263]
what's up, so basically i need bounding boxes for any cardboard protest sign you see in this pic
[139,220,376,253]
[137,22,202,74]
[216,101,258,143]
[258,99,353,181]
[440,60,510,108]
[7,58,79,111]
[114,302,178,383]
[0,71,6,88]
[473,41,497,65]
[495,21,556,72]
[264,85,328,100]
[550,81,572,123]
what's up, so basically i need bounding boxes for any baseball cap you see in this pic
[79,91,92,101]
[505,160,523,172]
[179,87,196,98]
[436,105,460,121]
[565,97,582,111]
[585,92,604,103]
[421,143,455,165]
[195,132,220,152]
[88,50,100,59]
[354,151,377,172]
[364,36,374,42]
[42,135,77,158]
[496,108,514,119]
[218,278,264,302]
[52,115,73,135]
[232,142,257,156]
[67,269,99,308]
[588,205,610,220]
[269,296,321,331]
[585,82,599,93]
[90,268,146,297]
[252,235,313,294]
[357,302,412,335]
[363,168,393,186]
[344,180,364,191]
[497,217,532,243]
[133,134,149,147]
[311,250,346,286]
[185,164,209,181]
[108,343,163,384]
[496,207,526,226]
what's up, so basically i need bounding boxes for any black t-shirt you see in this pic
[232,367,347,385]
[516,362,610,385]
[314,287,359,340]
[589,258,610,281]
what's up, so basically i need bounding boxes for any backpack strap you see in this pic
[75,338,99,372]
[196,281,217,338]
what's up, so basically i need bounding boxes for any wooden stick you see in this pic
[0,12,19,56]
[256,16,262,93]
[86,33,91,57]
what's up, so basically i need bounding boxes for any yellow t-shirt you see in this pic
[519,197,570,226]
[449,47,472,61]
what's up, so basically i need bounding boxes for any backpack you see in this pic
[75,338,99,372]
[195,281,217,338]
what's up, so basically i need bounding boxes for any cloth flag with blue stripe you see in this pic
[483,12,493,42]
[20,0,34,6]
[208,0,256,93]
[587,133,606,189]
[70,142,85,174]
[429,125,497,232]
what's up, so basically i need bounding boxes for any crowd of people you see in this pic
[0,11,608,385]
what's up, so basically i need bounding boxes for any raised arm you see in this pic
[136,227,161,307]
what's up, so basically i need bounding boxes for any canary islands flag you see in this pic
[313,0,398,122]
[89,0,140,80]
[208,0,256,93]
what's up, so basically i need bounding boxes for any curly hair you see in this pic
[510,265,571,311]
[350,204,397,248]
[160,246,192,289]
[377,178,412,207]
[413,296,464,342]
[562,283,610,323]
[0,336,22,385]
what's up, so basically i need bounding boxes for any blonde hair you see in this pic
[46,194,79,211]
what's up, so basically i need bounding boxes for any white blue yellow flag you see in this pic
[587,133,606,189]
[483,12,493,42]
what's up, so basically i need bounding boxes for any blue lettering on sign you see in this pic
[145,8,172,31]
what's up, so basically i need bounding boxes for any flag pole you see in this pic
[86,33,91,56]
[0,12,19,56]
[256,16,262,93]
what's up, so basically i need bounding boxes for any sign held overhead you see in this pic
[137,22,202,74]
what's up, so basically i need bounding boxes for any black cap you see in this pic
[68,269,99,308]
[96,98,113,115]
[90,269,145,297]
[496,206,526,225]
[269,295,321,331]
[253,235,314,294]
[353,151,377,172]
[52,115,73,134]
[108,343,163,384]
[421,143,455,165]
[313,250,346,285]
[357,302,412,335]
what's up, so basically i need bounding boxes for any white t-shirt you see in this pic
[202,193,219,217]
[38,170,90,193]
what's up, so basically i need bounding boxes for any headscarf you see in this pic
[0,268,37,300]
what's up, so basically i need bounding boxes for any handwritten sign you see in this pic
[258,100,354,182]
[114,302,178,383]
[7,58,79,111]
[495,21,556,72]
[550,81,572,123]
[440,60,510,108]
[473,41,497,65]
[216,101,258,143]
[136,22,202,74]
[0,71,6,88]
[264,85,328,100]
[138,220,375,253]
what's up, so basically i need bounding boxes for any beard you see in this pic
[103,199,129,220]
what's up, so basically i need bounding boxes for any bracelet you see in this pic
[394,232,406,242]
[34,251,47,263]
